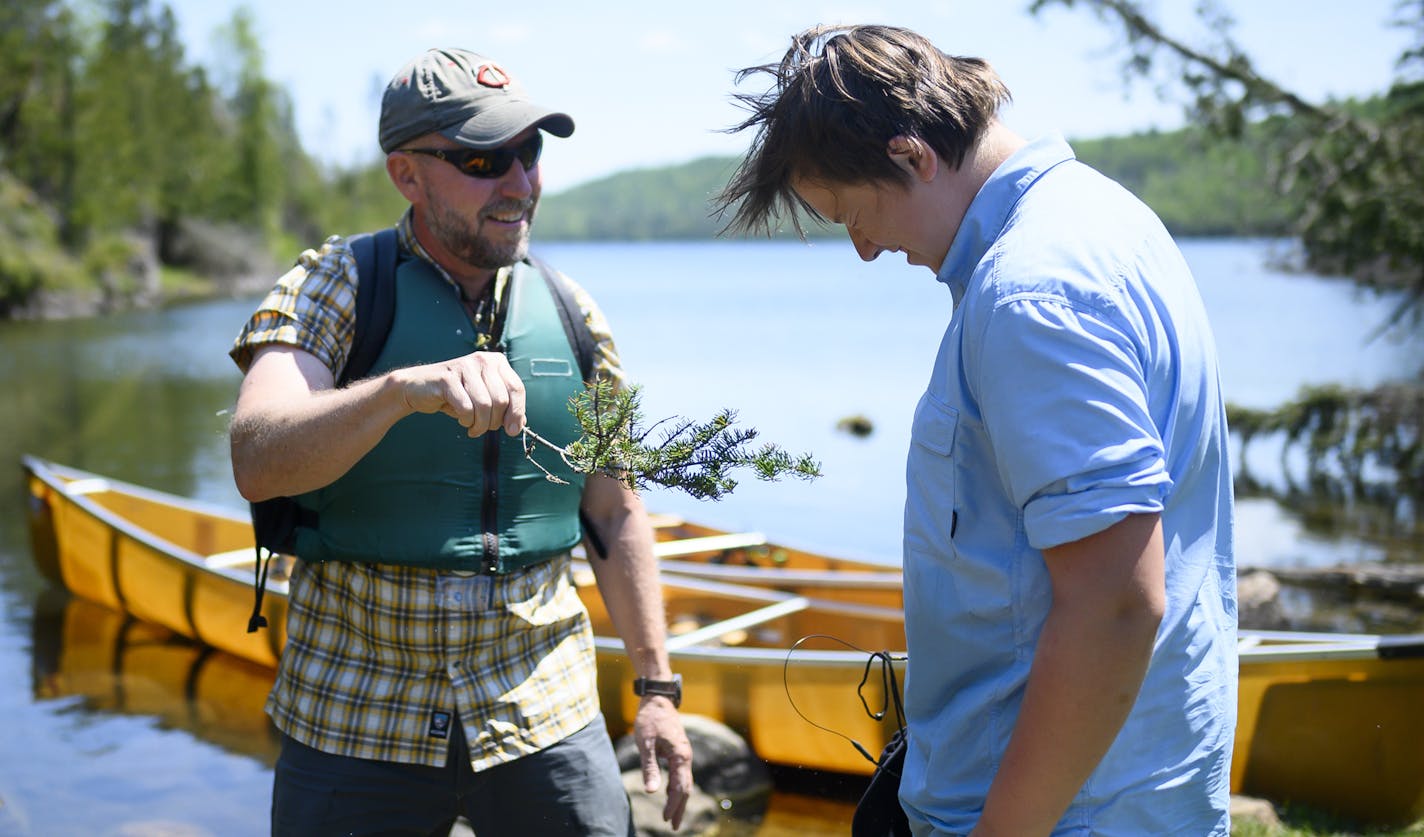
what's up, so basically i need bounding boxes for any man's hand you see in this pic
[633,696,694,830]
[392,351,527,436]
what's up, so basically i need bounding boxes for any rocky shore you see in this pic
[1239,562,1424,633]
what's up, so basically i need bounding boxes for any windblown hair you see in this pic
[714,24,1011,237]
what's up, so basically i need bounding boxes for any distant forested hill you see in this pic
[536,156,743,241]
[536,123,1297,241]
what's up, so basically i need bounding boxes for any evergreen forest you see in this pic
[3,0,1323,319]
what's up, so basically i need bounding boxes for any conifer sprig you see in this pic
[522,380,821,500]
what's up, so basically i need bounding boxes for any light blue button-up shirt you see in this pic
[899,134,1236,836]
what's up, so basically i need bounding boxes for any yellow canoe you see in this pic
[21,455,1424,828]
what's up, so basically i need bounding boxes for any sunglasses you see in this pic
[401,133,543,179]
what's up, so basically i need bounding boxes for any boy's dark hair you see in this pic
[715,24,1011,237]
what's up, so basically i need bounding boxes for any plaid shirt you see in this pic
[230,213,623,768]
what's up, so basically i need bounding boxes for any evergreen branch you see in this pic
[522,380,822,500]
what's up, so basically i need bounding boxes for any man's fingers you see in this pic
[499,363,527,435]
[437,377,476,428]
[640,735,663,794]
[664,748,693,828]
[468,363,505,436]
[403,353,526,436]
[665,784,689,830]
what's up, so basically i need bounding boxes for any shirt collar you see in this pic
[935,133,1076,300]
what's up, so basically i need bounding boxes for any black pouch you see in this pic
[251,496,302,555]
[851,726,911,837]
[245,497,313,633]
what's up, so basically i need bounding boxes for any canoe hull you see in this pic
[20,456,1424,826]
[24,458,287,668]
[1235,640,1424,825]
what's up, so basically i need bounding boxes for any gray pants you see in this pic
[272,718,634,836]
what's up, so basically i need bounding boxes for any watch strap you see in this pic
[632,675,682,707]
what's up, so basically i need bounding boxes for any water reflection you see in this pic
[30,590,280,764]
[27,589,866,835]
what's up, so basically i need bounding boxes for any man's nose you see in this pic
[848,229,880,262]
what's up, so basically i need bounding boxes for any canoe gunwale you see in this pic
[1238,629,1424,663]
[657,559,903,589]
[22,455,287,595]
[29,455,1422,671]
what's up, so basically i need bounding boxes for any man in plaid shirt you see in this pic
[229,47,692,836]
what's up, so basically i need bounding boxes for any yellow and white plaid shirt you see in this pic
[230,212,624,768]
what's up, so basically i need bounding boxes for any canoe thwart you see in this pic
[653,532,768,558]
[205,548,257,569]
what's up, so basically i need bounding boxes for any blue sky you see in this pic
[164,0,1413,192]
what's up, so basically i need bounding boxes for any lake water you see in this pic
[0,237,1420,835]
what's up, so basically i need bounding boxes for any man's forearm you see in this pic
[583,483,673,679]
[972,513,1166,836]
[971,591,1160,836]
[231,372,411,501]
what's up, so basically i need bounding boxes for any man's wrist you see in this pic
[632,674,682,708]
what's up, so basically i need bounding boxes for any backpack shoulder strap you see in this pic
[527,254,596,384]
[339,227,400,386]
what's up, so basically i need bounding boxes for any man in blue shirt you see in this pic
[717,25,1236,836]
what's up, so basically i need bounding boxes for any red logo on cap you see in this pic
[476,62,510,88]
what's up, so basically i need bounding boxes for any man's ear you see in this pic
[887,135,938,183]
[386,152,423,203]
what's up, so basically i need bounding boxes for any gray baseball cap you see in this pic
[378,48,575,153]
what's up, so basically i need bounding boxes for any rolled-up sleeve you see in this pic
[973,293,1171,550]
[229,237,358,376]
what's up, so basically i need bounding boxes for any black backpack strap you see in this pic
[528,254,595,384]
[339,227,400,386]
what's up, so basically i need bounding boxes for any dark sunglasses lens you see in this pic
[457,150,503,177]
[516,134,543,170]
[453,135,542,178]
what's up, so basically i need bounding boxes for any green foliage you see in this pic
[1230,383,1424,499]
[311,163,410,241]
[0,0,1413,333]
[1074,124,1295,237]
[524,380,822,501]
[0,0,331,309]
[1032,0,1424,322]
[207,7,292,237]
[1036,0,1424,511]
[1231,802,1424,836]
[0,171,85,313]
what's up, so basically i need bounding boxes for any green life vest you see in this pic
[290,256,587,573]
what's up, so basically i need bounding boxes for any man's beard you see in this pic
[426,195,537,270]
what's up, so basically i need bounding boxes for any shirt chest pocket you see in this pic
[904,394,960,558]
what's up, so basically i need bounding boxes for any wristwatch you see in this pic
[632,674,682,708]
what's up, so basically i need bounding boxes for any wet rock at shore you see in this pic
[1230,795,1282,830]
[1237,562,1424,632]
[616,714,773,834]
[625,771,721,837]
[1238,569,1286,630]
